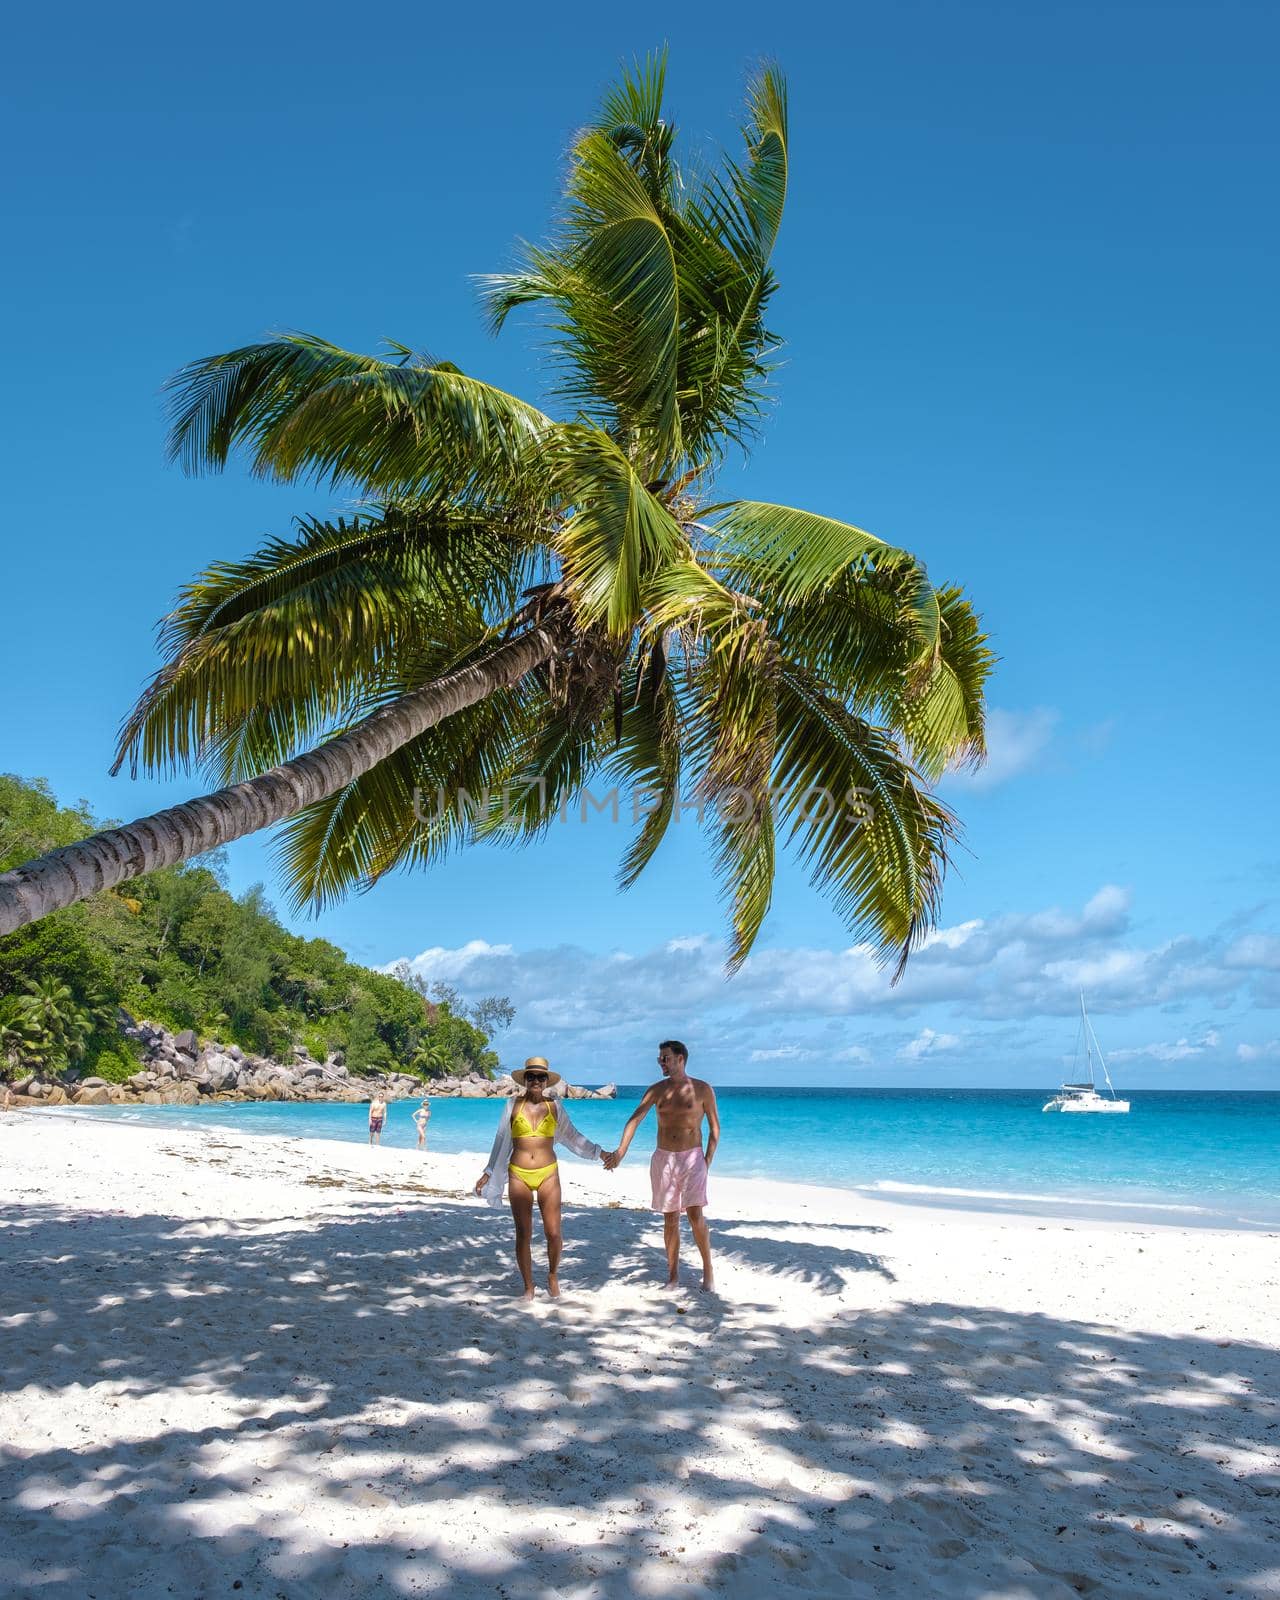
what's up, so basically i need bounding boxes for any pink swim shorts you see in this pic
[650,1147,709,1213]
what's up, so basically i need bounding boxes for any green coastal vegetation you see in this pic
[0,774,505,1084]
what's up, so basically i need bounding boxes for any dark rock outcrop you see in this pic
[4,1019,616,1108]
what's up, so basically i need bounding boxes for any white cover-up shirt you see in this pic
[478,1095,603,1206]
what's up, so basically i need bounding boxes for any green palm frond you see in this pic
[713,788,777,973]
[274,618,626,905]
[272,668,546,910]
[594,49,676,203]
[157,502,529,652]
[552,427,689,634]
[483,61,788,470]
[711,499,941,653]
[462,621,628,846]
[529,129,684,468]
[165,333,553,500]
[199,590,512,787]
[114,505,525,779]
[768,574,989,777]
[891,587,992,778]
[605,644,684,888]
[571,126,682,452]
[480,57,686,470]
[773,666,956,974]
[732,66,789,264]
[476,696,612,844]
[685,619,781,967]
[673,66,789,455]
[765,566,915,698]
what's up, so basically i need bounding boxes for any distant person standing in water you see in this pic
[368,1093,387,1146]
[413,1098,431,1151]
[604,1041,719,1292]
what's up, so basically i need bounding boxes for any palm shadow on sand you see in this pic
[1,1192,1276,1599]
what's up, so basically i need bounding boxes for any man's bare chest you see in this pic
[656,1085,699,1118]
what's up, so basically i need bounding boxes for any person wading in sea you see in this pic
[604,1041,719,1292]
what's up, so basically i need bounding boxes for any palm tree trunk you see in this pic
[0,616,567,936]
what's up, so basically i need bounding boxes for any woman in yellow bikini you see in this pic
[473,1056,605,1299]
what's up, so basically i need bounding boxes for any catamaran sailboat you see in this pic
[1043,994,1130,1113]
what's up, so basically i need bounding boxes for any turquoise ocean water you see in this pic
[58,1088,1280,1230]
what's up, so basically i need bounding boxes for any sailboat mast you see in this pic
[1081,991,1094,1086]
[1082,992,1117,1098]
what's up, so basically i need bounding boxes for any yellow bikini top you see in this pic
[511,1100,556,1138]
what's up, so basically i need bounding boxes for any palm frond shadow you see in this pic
[2,1198,1276,1599]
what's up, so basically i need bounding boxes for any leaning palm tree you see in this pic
[0,55,992,970]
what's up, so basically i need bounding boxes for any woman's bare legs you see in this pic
[536,1172,564,1297]
[507,1175,536,1299]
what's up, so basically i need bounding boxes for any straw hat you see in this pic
[512,1055,562,1087]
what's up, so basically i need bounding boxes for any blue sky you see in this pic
[4,1,1278,1086]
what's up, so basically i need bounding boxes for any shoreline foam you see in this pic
[27,1099,1280,1232]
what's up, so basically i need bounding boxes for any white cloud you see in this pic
[833,1045,873,1063]
[919,919,983,952]
[1043,947,1147,992]
[1224,934,1280,971]
[388,938,514,981]
[899,1028,962,1061]
[1237,1039,1280,1063]
[1110,1029,1221,1065]
[945,707,1058,791]
[376,888,1280,1080]
[384,886,1263,1033]
[1028,884,1132,941]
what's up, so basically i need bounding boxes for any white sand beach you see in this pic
[1,1111,1277,1600]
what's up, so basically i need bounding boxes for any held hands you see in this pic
[601,1149,622,1171]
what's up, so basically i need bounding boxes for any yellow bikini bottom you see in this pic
[508,1159,558,1192]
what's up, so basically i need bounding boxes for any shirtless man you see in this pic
[604,1040,719,1291]
[368,1094,387,1146]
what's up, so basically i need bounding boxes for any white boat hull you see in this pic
[1043,1093,1130,1113]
